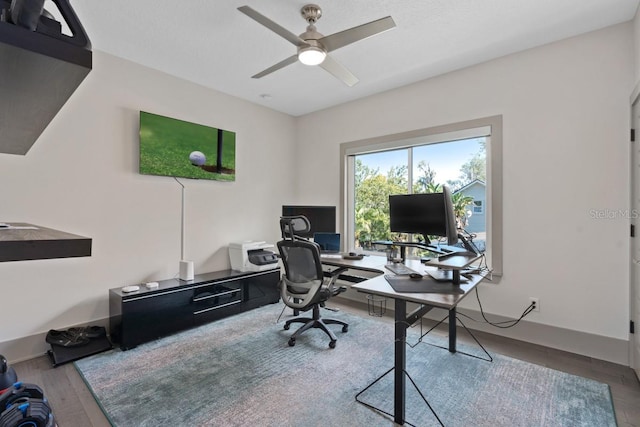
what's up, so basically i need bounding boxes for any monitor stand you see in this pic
[426,269,468,283]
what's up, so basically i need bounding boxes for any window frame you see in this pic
[473,200,484,214]
[339,115,503,276]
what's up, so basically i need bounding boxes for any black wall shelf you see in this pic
[0,223,91,262]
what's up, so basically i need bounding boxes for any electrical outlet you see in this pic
[529,297,540,312]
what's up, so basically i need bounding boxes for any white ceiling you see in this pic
[68,0,639,117]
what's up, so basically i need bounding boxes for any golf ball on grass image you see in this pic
[189,151,206,166]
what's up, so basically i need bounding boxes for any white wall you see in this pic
[0,52,296,348]
[296,24,634,345]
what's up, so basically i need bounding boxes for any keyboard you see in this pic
[385,263,419,276]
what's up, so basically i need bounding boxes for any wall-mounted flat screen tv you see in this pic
[139,111,236,181]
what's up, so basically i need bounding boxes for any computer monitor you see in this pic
[389,186,458,246]
[442,185,458,246]
[443,185,481,254]
[389,193,445,244]
[313,232,341,253]
[281,205,336,238]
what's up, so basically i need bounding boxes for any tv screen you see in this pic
[139,111,236,181]
[281,205,336,238]
[389,193,447,240]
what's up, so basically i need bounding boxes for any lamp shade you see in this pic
[298,46,326,66]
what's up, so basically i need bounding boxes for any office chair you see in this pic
[278,216,348,348]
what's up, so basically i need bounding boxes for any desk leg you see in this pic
[448,307,457,353]
[356,297,443,426]
[394,298,407,425]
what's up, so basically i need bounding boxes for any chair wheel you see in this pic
[342,325,349,333]
[329,340,336,349]
[284,323,290,330]
[288,338,296,347]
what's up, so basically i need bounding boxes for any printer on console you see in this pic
[229,241,279,272]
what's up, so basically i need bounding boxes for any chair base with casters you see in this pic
[284,303,349,348]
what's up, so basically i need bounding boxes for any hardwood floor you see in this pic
[8,300,640,427]
[9,356,110,427]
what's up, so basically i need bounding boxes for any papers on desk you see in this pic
[384,275,464,294]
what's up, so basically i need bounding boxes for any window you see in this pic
[340,116,502,275]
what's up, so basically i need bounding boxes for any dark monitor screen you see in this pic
[389,193,447,240]
[281,205,336,238]
[313,232,341,253]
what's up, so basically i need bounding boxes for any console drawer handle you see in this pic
[192,289,240,302]
[193,299,242,315]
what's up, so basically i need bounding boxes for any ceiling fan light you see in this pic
[298,46,326,66]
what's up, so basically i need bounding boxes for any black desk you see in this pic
[322,254,487,426]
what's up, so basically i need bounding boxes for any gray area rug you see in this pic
[75,303,616,427]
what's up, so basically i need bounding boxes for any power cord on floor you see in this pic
[455,287,535,329]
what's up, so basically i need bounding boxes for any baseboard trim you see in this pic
[336,293,629,366]
[0,317,110,364]
[3,303,629,367]
[450,307,629,366]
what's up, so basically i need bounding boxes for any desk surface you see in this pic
[321,254,485,310]
[352,272,485,310]
[320,254,389,274]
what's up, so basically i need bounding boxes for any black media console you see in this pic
[109,268,281,350]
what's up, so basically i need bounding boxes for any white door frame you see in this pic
[630,85,640,378]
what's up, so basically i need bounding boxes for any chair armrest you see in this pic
[325,267,348,297]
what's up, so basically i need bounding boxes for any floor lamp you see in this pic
[175,178,194,280]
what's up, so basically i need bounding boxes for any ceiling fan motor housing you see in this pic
[299,25,324,47]
[301,4,322,23]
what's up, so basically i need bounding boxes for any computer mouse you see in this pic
[409,273,423,280]
[349,252,357,256]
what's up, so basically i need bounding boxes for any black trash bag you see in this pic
[45,326,107,348]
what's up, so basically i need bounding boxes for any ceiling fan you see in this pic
[238,4,396,86]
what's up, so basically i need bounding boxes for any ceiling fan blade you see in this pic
[319,55,359,87]
[252,55,299,79]
[238,6,306,47]
[319,16,396,52]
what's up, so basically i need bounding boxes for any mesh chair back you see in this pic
[277,239,323,285]
[280,215,310,241]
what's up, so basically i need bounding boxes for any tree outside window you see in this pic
[353,137,486,252]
